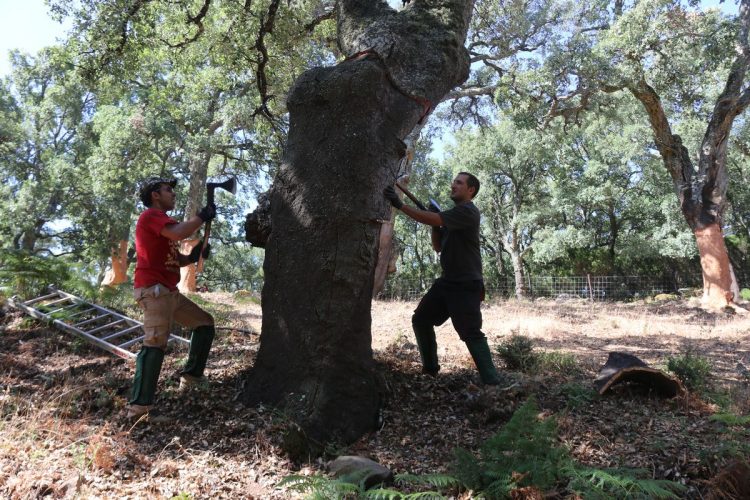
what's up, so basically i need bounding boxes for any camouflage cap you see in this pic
[139,177,177,207]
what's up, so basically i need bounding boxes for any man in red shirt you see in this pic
[128,177,216,420]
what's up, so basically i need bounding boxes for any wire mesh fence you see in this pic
[379,272,750,302]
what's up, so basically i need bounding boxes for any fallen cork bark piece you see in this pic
[705,459,750,500]
[594,352,686,397]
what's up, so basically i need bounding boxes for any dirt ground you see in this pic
[1,294,749,499]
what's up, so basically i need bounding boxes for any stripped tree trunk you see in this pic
[101,240,129,287]
[244,0,475,453]
[628,0,750,310]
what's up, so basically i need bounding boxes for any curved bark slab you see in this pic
[594,352,685,397]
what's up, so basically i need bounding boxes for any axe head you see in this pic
[206,177,237,205]
[208,177,237,195]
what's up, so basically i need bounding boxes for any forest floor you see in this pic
[1,292,750,499]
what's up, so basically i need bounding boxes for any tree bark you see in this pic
[178,239,201,293]
[628,0,750,309]
[243,0,474,454]
[101,240,130,287]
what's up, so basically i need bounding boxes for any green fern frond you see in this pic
[567,466,686,499]
[362,488,408,500]
[395,473,461,489]
[278,474,360,499]
[710,413,750,426]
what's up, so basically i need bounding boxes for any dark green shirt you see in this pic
[438,201,482,282]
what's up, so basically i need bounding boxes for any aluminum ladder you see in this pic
[8,286,189,360]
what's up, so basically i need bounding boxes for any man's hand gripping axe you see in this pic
[198,177,237,272]
[394,177,441,212]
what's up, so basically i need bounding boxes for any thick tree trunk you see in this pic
[694,224,736,307]
[244,0,474,454]
[623,0,750,310]
[101,240,129,287]
[178,151,211,293]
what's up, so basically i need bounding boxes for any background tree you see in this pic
[446,120,553,298]
[496,0,750,308]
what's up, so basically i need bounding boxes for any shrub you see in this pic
[496,335,537,372]
[453,397,686,499]
[740,288,750,301]
[537,351,579,374]
[667,351,712,391]
[0,250,96,300]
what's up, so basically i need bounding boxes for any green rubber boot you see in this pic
[465,338,501,385]
[180,325,215,379]
[412,321,440,375]
[130,346,165,406]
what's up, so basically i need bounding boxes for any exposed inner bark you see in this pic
[178,239,201,293]
[695,224,734,308]
[100,240,129,287]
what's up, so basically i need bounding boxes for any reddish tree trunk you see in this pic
[101,240,129,287]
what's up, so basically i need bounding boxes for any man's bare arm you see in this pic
[161,216,205,241]
[399,205,442,226]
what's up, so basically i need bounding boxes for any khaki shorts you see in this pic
[134,284,214,349]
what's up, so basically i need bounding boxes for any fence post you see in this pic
[587,273,593,302]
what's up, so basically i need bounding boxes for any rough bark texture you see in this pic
[244,0,474,453]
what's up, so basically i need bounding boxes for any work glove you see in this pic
[188,241,211,263]
[197,203,217,223]
[383,186,403,210]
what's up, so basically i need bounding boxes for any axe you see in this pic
[395,180,441,212]
[197,177,237,272]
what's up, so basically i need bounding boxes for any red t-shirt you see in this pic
[134,208,181,290]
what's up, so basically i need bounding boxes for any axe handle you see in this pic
[197,185,216,274]
[196,221,211,274]
[395,182,426,210]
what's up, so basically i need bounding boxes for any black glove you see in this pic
[428,202,440,213]
[188,241,211,263]
[197,203,216,223]
[383,186,403,210]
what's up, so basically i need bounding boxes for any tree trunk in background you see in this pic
[694,224,738,307]
[244,0,475,454]
[101,240,129,287]
[178,151,211,293]
[178,239,201,293]
[626,0,750,310]
[510,247,527,299]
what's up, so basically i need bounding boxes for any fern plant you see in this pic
[279,472,455,499]
[0,249,96,300]
[452,397,567,495]
[566,466,686,499]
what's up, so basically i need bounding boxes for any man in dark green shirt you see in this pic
[384,172,501,385]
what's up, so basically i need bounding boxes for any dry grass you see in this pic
[2,296,749,498]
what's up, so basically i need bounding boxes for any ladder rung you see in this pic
[118,336,145,349]
[41,297,74,308]
[101,324,142,341]
[25,292,61,305]
[48,301,82,315]
[84,319,126,335]
[67,307,96,319]
[74,314,111,328]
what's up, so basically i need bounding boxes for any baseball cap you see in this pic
[139,177,177,206]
